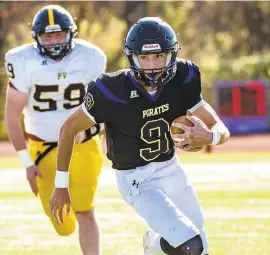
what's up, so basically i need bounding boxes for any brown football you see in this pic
[170,116,194,134]
[170,116,205,152]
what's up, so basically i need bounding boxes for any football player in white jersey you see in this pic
[4,5,106,255]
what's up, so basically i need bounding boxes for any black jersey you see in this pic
[83,59,203,170]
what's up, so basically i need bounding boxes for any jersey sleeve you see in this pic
[184,62,205,112]
[82,81,106,123]
[4,51,31,93]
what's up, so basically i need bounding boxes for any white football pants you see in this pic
[115,155,208,254]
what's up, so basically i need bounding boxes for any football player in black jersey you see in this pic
[50,17,230,255]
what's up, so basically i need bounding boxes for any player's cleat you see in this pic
[143,229,164,255]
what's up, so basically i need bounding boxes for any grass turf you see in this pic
[0,154,269,255]
[1,151,269,169]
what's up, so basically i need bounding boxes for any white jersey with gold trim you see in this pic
[5,39,106,141]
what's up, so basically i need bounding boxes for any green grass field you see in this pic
[2,151,270,169]
[0,152,269,255]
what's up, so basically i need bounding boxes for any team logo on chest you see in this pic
[142,103,169,118]
[58,72,67,79]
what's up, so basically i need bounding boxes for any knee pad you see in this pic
[50,215,76,236]
[56,229,74,236]
[53,223,76,236]
[53,222,76,236]
[160,234,203,255]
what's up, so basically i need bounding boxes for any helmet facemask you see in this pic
[34,30,73,60]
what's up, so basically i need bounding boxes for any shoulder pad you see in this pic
[74,39,104,55]
[5,43,35,62]
[74,39,97,50]
[176,58,200,84]
[95,70,128,104]
[104,69,127,78]
[99,69,127,83]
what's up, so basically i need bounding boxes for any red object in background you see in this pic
[217,81,267,117]
[214,79,269,136]
[232,86,241,116]
[245,81,266,116]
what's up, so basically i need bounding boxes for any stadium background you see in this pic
[0,1,269,255]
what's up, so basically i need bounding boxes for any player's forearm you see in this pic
[57,122,76,171]
[4,115,27,151]
[55,106,95,189]
[191,102,230,145]
[57,105,96,171]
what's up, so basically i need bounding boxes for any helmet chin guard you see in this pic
[36,31,73,60]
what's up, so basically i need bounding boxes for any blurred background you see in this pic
[0,1,270,142]
[0,2,269,255]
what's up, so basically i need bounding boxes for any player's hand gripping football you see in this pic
[49,188,71,225]
[171,116,212,150]
[26,165,43,196]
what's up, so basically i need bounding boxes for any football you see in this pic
[170,115,205,152]
[170,116,194,134]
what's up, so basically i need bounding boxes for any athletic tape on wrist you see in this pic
[17,149,34,168]
[55,170,69,188]
[211,129,221,145]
